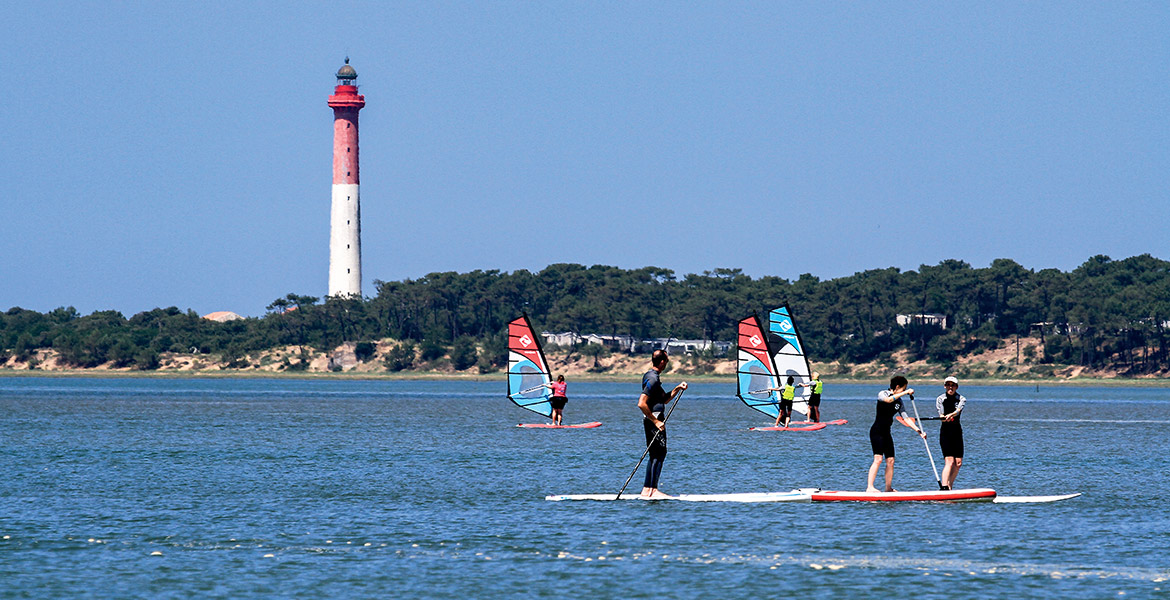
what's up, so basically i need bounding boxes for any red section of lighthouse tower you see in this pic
[328,70,364,185]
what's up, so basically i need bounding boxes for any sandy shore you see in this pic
[3,336,1168,385]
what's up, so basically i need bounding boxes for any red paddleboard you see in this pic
[749,422,828,432]
[811,488,997,502]
[517,421,602,429]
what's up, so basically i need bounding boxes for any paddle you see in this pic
[616,387,686,499]
[908,393,944,490]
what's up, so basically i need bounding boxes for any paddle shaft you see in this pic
[908,394,943,489]
[616,387,686,499]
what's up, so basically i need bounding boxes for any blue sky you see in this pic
[2,2,1166,317]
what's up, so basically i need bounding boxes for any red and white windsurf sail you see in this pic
[507,314,554,418]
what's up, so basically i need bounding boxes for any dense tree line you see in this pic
[3,254,1170,373]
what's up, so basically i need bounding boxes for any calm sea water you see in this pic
[1,376,1167,598]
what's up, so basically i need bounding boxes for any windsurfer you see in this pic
[936,376,966,490]
[538,374,569,425]
[798,372,823,423]
[638,349,687,499]
[769,376,797,427]
[866,375,927,493]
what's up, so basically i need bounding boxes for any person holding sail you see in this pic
[936,376,966,490]
[797,372,824,423]
[638,349,687,499]
[767,376,797,427]
[536,374,569,426]
[866,375,927,493]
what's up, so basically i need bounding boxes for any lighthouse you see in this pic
[327,57,365,298]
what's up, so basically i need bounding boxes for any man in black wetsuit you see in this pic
[866,375,927,493]
[638,349,688,499]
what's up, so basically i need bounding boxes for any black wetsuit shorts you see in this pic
[939,423,963,458]
[869,425,895,457]
[550,396,567,410]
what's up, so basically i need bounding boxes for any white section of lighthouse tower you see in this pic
[327,58,365,298]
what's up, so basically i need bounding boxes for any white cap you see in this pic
[944,376,959,385]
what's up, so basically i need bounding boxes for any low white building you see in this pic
[896,313,948,329]
[541,332,730,356]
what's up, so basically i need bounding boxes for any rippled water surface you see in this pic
[1,377,1167,598]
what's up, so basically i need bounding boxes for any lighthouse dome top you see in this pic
[336,57,357,81]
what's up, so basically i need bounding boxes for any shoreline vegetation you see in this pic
[3,337,1168,386]
[4,256,1170,385]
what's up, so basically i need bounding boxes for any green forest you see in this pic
[2,254,1169,374]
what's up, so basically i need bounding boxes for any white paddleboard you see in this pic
[992,493,1082,503]
[546,489,817,502]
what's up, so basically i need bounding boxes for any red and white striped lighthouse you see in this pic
[327,57,365,298]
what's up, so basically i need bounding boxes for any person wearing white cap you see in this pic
[936,376,967,490]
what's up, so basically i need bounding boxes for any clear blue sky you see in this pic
[2,3,1166,317]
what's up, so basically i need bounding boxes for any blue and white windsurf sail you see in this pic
[737,314,781,419]
[507,314,554,418]
[768,305,812,416]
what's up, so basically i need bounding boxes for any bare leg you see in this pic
[884,457,895,492]
[946,457,962,489]
[941,457,955,489]
[866,455,884,492]
[553,408,563,426]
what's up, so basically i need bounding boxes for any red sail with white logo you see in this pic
[507,314,554,418]
[736,314,782,419]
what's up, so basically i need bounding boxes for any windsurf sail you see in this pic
[737,314,781,419]
[768,305,812,416]
[507,314,553,418]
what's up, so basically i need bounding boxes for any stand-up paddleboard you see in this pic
[517,421,602,429]
[750,423,828,431]
[547,489,818,502]
[811,488,997,502]
[992,493,1081,503]
[507,314,600,428]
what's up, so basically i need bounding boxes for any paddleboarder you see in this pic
[771,376,797,427]
[638,349,687,499]
[798,372,824,422]
[866,375,927,493]
[537,374,569,426]
[936,376,966,490]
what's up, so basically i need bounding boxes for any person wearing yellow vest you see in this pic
[770,376,797,427]
[798,372,824,423]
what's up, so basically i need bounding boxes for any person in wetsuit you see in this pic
[798,372,824,423]
[638,349,688,499]
[936,376,966,490]
[866,375,927,493]
[539,374,569,426]
[772,376,797,427]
